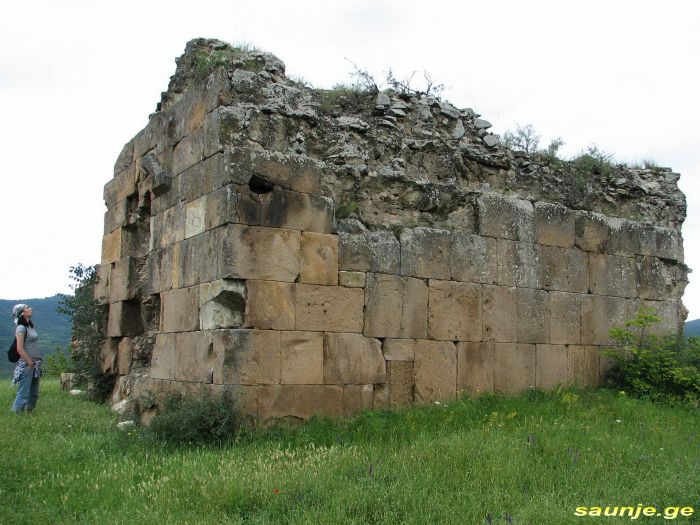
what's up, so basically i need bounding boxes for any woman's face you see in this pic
[22,306,33,319]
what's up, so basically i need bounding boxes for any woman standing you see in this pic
[11,303,42,413]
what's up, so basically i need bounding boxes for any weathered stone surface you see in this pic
[482,285,517,342]
[427,280,482,341]
[538,246,589,293]
[160,286,199,333]
[496,240,540,288]
[117,337,133,375]
[338,230,400,274]
[216,329,281,385]
[399,227,451,279]
[184,195,207,238]
[101,228,122,265]
[535,202,575,248]
[580,295,633,345]
[245,280,295,330]
[199,279,246,330]
[109,257,138,303]
[574,211,610,253]
[296,284,364,332]
[260,190,333,233]
[205,184,260,230]
[258,385,343,422]
[589,253,637,298]
[414,339,457,403]
[338,271,366,288]
[450,233,498,284]
[241,149,323,194]
[203,106,246,158]
[494,343,536,393]
[152,203,184,249]
[568,345,600,388]
[172,128,204,175]
[104,200,128,234]
[363,273,428,338]
[549,291,581,345]
[477,193,535,242]
[225,225,300,282]
[107,301,143,338]
[382,338,415,361]
[456,341,494,394]
[387,361,414,408]
[280,331,324,384]
[300,232,338,285]
[100,338,118,374]
[636,256,687,301]
[343,384,374,416]
[654,227,684,262]
[323,332,385,384]
[94,264,111,305]
[516,288,549,344]
[104,164,137,208]
[151,330,217,383]
[535,344,569,389]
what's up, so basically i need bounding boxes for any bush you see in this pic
[42,346,73,377]
[603,307,700,407]
[146,389,241,445]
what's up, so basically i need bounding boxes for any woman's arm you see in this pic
[16,330,34,368]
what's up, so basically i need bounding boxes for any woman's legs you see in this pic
[11,368,32,413]
[27,376,40,411]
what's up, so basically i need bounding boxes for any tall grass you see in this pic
[1,380,698,524]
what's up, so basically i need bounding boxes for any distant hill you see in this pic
[0,295,72,377]
[685,319,700,338]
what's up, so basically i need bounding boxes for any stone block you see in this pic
[456,341,494,395]
[496,240,540,288]
[296,284,364,332]
[538,246,589,293]
[100,338,118,374]
[216,329,281,385]
[339,271,366,288]
[280,331,324,384]
[338,230,400,274]
[516,288,549,344]
[363,273,428,338]
[343,384,374,416]
[104,200,128,234]
[654,227,683,262]
[203,106,247,158]
[574,211,610,253]
[258,385,343,422]
[482,285,517,343]
[109,257,138,303]
[450,233,498,284]
[372,384,390,410]
[225,225,300,282]
[549,291,581,345]
[580,295,632,345]
[414,339,457,403]
[160,286,199,333]
[568,345,600,388]
[94,264,111,305]
[638,299,682,335]
[144,245,174,295]
[179,227,239,287]
[178,152,235,203]
[399,227,451,279]
[172,128,204,176]
[151,330,218,383]
[199,279,246,330]
[636,256,687,301]
[245,280,295,330]
[117,338,133,375]
[535,344,569,389]
[387,361,414,408]
[589,253,637,298]
[427,280,482,341]
[477,192,535,242]
[170,88,207,143]
[607,218,641,257]
[152,203,185,249]
[323,332,385,384]
[101,228,122,265]
[382,338,415,361]
[248,150,323,194]
[104,164,137,208]
[107,300,143,338]
[205,184,260,230]
[184,195,207,239]
[300,232,338,285]
[493,343,536,393]
[259,189,334,233]
[535,202,575,248]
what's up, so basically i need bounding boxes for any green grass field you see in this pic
[2,379,699,524]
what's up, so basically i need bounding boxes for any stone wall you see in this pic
[97,38,688,426]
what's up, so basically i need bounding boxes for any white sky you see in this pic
[1,1,699,318]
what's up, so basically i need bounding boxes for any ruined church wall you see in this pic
[95,40,688,425]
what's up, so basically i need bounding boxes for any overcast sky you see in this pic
[1,0,699,319]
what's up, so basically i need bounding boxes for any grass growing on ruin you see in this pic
[2,379,699,524]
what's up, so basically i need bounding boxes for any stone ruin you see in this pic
[96,38,689,425]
